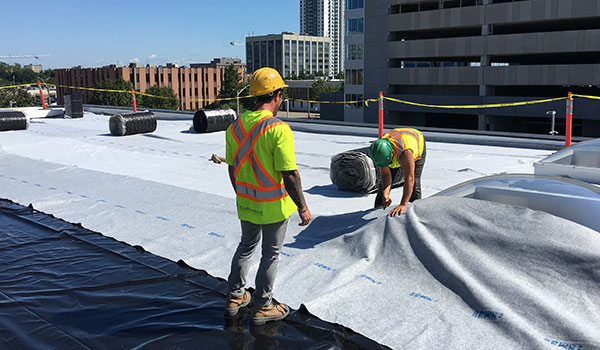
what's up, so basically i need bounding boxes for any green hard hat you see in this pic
[369,138,393,167]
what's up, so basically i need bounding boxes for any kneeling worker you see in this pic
[369,128,426,217]
[224,67,311,324]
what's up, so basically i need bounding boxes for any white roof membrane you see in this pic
[434,174,600,232]
[2,112,598,348]
[534,138,600,185]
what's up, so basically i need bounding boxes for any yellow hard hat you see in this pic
[249,67,288,96]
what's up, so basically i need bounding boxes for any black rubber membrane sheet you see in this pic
[0,198,389,350]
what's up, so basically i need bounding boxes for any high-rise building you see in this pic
[300,0,344,76]
[343,0,365,122]
[54,58,247,111]
[245,33,330,78]
[347,0,600,137]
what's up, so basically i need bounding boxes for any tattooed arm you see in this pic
[282,170,311,226]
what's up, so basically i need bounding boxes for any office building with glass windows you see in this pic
[245,32,331,78]
[343,0,366,122]
[300,0,345,76]
[347,0,600,137]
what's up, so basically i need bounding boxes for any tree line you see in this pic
[0,62,55,108]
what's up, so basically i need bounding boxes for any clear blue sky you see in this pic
[1,0,299,69]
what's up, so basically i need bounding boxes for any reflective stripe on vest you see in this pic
[383,128,423,161]
[231,115,288,202]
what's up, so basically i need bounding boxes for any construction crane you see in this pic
[0,54,49,60]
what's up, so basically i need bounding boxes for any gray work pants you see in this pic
[227,218,289,307]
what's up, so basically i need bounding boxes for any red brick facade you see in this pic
[55,60,247,110]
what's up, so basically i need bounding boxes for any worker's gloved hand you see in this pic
[382,196,392,209]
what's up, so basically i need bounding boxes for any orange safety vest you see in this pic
[230,115,288,202]
[383,128,424,165]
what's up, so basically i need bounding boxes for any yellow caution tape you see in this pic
[0,83,39,89]
[53,83,255,103]
[55,84,132,94]
[364,99,378,107]
[384,96,566,109]
[189,95,256,102]
[13,82,590,110]
[288,97,369,104]
[572,94,600,100]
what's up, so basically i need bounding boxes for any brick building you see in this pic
[54,58,247,110]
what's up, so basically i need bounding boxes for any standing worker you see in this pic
[369,128,426,217]
[224,67,311,325]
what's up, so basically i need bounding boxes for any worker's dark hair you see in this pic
[256,88,282,104]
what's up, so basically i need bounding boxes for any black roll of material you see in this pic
[0,111,29,131]
[109,111,157,136]
[330,147,404,193]
[193,109,236,133]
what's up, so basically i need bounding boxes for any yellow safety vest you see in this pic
[383,128,424,168]
[226,110,297,224]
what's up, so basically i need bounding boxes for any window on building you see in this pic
[253,42,260,71]
[345,43,364,60]
[318,42,324,73]
[345,69,363,85]
[246,43,253,72]
[305,42,311,71]
[346,0,364,9]
[299,42,304,72]
[346,18,364,34]
[268,41,274,67]
[284,40,290,77]
[312,42,317,74]
[291,40,297,75]
[260,41,267,67]
[345,94,364,109]
[276,40,283,73]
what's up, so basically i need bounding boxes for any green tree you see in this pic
[39,69,55,84]
[335,71,344,80]
[0,79,39,107]
[298,69,307,80]
[90,79,133,107]
[285,71,298,80]
[0,62,53,85]
[206,64,253,112]
[310,79,338,101]
[138,85,179,110]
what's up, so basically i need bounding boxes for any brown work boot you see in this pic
[225,291,251,317]
[250,301,290,325]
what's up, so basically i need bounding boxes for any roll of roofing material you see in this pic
[0,111,29,131]
[109,111,157,136]
[330,147,404,193]
[193,108,236,133]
